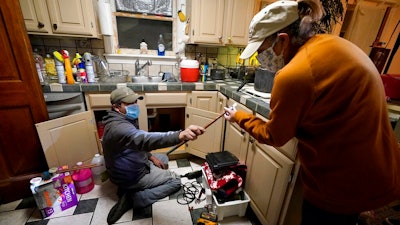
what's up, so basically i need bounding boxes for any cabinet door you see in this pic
[185,106,224,158]
[19,0,51,33]
[190,0,225,44]
[246,140,294,225]
[224,0,255,45]
[45,0,97,36]
[224,99,252,161]
[35,111,100,168]
[189,91,218,112]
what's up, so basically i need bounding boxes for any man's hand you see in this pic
[149,155,167,169]
[179,125,205,142]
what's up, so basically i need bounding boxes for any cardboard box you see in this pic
[31,173,78,218]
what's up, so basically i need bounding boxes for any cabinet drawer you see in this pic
[145,93,187,107]
[87,94,111,110]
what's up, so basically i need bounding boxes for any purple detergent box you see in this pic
[31,172,78,218]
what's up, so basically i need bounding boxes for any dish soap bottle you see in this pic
[157,34,165,56]
[140,39,148,54]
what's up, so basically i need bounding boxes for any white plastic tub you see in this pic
[213,191,250,221]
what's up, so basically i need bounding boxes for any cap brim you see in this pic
[121,95,143,104]
[240,41,263,59]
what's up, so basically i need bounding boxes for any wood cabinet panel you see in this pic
[224,99,253,161]
[189,0,255,45]
[246,141,294,225]
[186,106,224,158]
[35,111,100,168]
[145,92,187,107]
[19,0,98,37]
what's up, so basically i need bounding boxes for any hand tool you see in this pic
[166,103,237,155]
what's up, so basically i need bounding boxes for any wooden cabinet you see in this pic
[223,99,253,162]
[19,0,98,37]
[188,0,255,46]
[186,91,227,158]
[246,139,295,225]
[35,111,101,168]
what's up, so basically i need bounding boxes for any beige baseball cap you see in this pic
[110,87,143,104]
[240,1,299,59]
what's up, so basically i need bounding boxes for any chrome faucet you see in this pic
[135,59,152,76]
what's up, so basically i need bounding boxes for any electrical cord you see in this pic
[176,181,206,205]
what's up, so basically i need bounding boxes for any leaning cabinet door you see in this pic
[185,107,224,158]
[35,111,100,168]
[246,141,294,225]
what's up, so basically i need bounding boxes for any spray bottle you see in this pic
[83,52,96,83]
[61,50,75,84]
[53,51,66,84]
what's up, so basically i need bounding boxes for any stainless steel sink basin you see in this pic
[131,76,163,83]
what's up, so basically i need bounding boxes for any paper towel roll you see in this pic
[98,0,113,36]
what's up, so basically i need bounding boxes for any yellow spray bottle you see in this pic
[61,50,75,84]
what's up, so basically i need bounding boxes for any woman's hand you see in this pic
[149,155,167,169]
[179,125,205,141]
[224,106,237,122]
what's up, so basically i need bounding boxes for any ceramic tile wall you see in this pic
[29,36,106,58]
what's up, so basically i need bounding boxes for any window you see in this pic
[116,16,173,51]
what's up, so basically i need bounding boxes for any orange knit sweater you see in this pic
[234,34,400,213]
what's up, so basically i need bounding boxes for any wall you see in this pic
[29,36,106,59]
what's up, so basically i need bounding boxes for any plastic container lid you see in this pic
[30,177,42,186]
[180,60,199,69]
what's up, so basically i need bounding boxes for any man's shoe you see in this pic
[107,193,133,224]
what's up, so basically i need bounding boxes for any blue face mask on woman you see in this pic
[125,104,140,120]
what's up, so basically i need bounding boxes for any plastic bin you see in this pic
[212,191,250,221]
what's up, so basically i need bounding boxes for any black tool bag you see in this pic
[205,151,239,174]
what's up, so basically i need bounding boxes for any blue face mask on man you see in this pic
[125,104,140,120]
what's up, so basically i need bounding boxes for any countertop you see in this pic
[41,79,272,118]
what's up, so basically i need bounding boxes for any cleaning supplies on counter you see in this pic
[83,52,96,83]
[72,162,94,194]
[33,50,45,83]
[61,50,75,84]
[44,54,57,80]
[91,154,108,185]
[53,51,66,84]
[140,39,148,54]
[157,34,165,56]
[73,53,87,83]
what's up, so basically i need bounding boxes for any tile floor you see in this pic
[0,157,261,225]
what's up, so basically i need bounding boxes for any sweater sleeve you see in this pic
[234,51,315,147]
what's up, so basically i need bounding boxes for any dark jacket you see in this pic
[101,110,181,187]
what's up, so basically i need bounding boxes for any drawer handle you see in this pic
[53,23,58,30]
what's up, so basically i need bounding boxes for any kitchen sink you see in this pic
[131,76,163,83]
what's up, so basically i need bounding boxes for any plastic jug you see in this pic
[72,162,94,194]
[91,154,109,185]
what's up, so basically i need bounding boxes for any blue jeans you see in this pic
[125,153,181,209]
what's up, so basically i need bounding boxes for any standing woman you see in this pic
[224,1,400,225]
